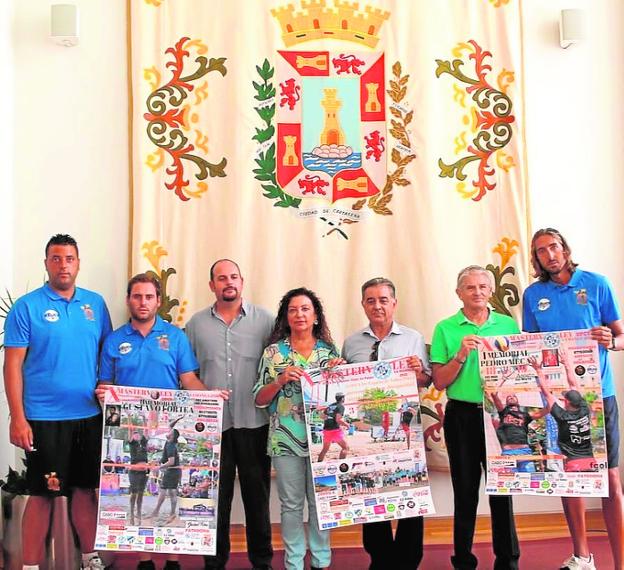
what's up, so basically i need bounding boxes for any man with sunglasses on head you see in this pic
[342,277,431,570]
[523,228,624,570]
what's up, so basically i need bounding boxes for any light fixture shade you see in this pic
[559,9,584,49]
[51,4,79,47]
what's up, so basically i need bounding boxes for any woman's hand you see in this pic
[278,365,305,386]
[326,357,346,368]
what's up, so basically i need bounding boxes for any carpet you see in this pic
[111,534,611,569]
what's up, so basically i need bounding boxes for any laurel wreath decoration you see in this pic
[252,58,414,237]
[352,61,415,216]
[252,59,301,209]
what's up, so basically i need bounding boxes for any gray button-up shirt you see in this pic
[185,300,274,431]
[342,321,431,371]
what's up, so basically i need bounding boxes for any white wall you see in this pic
[3,0,623,522]
[523,0,624,470]
[0,0,15,498]
[1,0,129,474]
[10,0,129,321]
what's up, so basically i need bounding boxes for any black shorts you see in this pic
[604,396,620,468]
[26,414,102,496]
[161,468,181,490]
[128,470,149,493]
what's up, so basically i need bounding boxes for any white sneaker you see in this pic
[560,553,596,570]
[81,554,106,570]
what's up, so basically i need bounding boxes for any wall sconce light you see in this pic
[559,9,584,49]
[51,4,79,47]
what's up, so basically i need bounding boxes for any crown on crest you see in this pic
[271,0,390,48]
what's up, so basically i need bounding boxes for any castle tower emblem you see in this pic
[255,0,398,217]
[320,88,346,146]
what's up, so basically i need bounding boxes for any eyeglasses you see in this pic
[370,340,380,361]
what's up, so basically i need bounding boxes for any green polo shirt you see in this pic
[430,309,519,403]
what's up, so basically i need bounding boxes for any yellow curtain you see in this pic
[130,0,529,469]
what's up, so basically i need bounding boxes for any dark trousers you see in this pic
[204,425,273,569]
[444,399,520,570]
[362,516,424,569]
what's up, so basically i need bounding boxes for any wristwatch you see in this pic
[610,336,617,351]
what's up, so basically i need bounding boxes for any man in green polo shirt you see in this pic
[431,265,520,570]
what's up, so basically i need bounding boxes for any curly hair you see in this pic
[267,287,334,346]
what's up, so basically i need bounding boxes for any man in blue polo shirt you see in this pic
[97,273,207,570]
[3,234,112,570]
[523,228,624,570]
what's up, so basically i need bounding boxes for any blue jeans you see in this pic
[273,455,331,570]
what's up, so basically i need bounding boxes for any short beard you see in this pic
[221,290,239,302]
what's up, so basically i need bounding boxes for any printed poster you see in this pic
[96,387,224,555]
[302,357,435,529]
[479,329,608,497]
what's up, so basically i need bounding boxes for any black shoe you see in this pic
[137,562,156,570]
[163,562,181,570]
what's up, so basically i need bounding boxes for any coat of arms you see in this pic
[253,1,414,239]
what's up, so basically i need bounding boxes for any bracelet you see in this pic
[453,354,466,365]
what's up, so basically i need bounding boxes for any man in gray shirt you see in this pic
[186,259,274,570]
[343,277,431,570]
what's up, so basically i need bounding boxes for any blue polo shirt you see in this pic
[99,316,198,389]
[4,284,112,420]
[522,269,621,397]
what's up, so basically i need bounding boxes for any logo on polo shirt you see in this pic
[575,288,588,305]
[43,309,59,322]
[537,298,550,311]
[118,342,132,355]
[81,304,95,321]
[157,335,170,351]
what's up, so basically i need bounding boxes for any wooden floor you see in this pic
[230,510,607,552]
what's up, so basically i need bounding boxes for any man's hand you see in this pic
[457,335,482,360]
[590,326,612,349]
[527,355,541,371]
[406,356,423,374]
[407,356,431,388]
[527,355,547,386]
[10,416,33,451]
[95,383,113,404]
[216,389,231,401]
